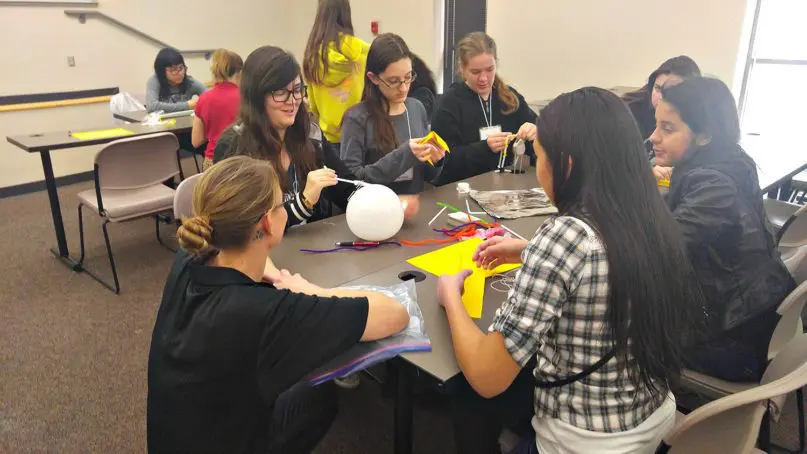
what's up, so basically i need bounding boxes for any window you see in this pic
[739,0,807,135]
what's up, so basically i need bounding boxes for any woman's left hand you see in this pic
[516,122,537,142]
[399,195,420,219]
[437,269,473,309]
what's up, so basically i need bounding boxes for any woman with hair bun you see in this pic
[147,156,409,453]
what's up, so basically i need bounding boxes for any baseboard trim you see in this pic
[0,170,94,199]
[0,150,199,199]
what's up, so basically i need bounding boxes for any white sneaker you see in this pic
[334,374,361,389]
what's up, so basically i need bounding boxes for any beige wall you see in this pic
[0,0,750,189]
[286,0,443,77]
[487,0,750,101]
[0,0,282,188]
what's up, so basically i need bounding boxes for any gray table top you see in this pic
[6,115,193,153]
[113,110,150,123]
[273,170,549,382]
[272,171,545,287]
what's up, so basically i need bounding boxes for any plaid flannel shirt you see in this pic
[490,216,666,433]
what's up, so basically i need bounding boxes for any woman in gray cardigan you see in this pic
[146,48,207,113]
[340,34,444,194]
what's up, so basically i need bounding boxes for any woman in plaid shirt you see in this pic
[438,87,705,454]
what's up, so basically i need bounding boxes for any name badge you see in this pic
[479,125,502,141]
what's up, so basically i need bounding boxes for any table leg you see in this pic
[40,150,82,271]
[778,179,793,201]
[393,359,414,454]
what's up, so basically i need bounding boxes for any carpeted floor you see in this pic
[0,159,803,453]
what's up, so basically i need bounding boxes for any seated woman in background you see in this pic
[340,33,445,195]
[408,53,438,118]
[215,46,419,229]
[431,32,537,186]
[622,56,700,153]
[650,77,795,382]
[437,87,704,454]
[147,156,408,454]
[146,47,208,113]
[303,0,369,151]
[191,49,243,170]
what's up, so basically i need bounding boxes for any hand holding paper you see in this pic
[417,131,450,165]
[408,238,520,318]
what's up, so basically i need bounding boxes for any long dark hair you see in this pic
[358,33,411,154]
[661,77,740,154]
[225,46,316,192]
[303,0,354,86]
[153,48,188,101]
[623,56,701,105]
[537,87,705,394]
[410,53,436,95]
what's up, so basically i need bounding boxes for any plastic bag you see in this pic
[307,279,431,385]
[109,92,146,124]
[469,188,558,219]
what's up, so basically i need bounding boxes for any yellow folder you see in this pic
[71,128,134,141]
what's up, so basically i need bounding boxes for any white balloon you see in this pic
[346,184,404,241]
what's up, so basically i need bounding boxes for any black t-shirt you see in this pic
[147,252,369,453]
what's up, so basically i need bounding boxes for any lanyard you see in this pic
[478,95,492,128]
[404,104,412,139]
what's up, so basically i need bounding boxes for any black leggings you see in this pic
[448,361,536,454]
[264,381,338,454]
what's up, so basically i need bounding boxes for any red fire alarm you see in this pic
[371,21,379,35]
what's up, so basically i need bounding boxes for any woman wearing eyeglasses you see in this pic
[340,34,445,195]
[214,46,419,229]
[146,47,208,113]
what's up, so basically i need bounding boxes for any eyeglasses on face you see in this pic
[271,85,308,103]
[166,65,186,74]
[377,72,418,89]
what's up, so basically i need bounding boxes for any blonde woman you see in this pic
[191,49,244,169]
[431,32,537,185]
[147,156,408,453]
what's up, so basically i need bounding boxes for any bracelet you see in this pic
[300,192,315,210]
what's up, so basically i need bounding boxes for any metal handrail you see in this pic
[64,10,213,59]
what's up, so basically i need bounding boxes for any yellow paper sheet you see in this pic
[406,238,520,318]
[72,128,134,141]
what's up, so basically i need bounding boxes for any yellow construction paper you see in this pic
[418,131,450,166]
[460,252,486,318]
[406,238,520,319]
[72,128,134,141]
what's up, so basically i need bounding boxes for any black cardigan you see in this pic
[214,126,356,229]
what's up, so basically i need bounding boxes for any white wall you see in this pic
[0,0,283,188]
[286,0,443,75]
[0,0,750,189]
[487,0,750,102]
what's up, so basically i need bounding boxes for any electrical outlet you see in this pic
[67,56,75,67]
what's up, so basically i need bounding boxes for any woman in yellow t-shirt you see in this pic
[303,0,369,151]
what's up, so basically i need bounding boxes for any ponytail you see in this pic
[210,49,244,83]
[493,76,519,115]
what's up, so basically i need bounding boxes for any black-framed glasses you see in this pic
[166,64,186,74]
[377,72,418,89]
[271,85,308,102]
